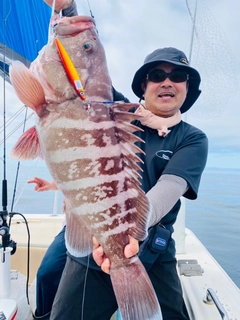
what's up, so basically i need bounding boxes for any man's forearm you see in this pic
[146,174,188,228]
[62,0,78,17]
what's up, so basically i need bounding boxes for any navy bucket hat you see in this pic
[131,47,201,113]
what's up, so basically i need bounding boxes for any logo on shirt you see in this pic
[155,237,166,247]
[156,150,173,161]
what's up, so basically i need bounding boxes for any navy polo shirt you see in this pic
[133,119,208,229]
[68,119,208,269]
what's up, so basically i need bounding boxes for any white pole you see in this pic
[0,247,12,299]
[52,191,59,216]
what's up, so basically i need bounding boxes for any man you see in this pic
[33,1,208,319]
[88,48,208,320]
[49,52,207,320]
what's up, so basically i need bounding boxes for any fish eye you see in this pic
[83,42,93,52]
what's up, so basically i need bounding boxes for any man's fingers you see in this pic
[93,235,138,273]
[124,235,139,258]
[92,246,104,266]
[92,237,110,274]
[92,236,99,250]
[44,0,73,12]
[101,258,110,274]
[27,177,44,185]
[92,236,105,267]
[27,180,35,184]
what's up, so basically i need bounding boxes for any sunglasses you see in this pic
[146,69,189,83]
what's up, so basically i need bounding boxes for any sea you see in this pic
[1,162,240,289]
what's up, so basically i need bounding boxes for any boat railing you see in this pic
[204,288,230,320]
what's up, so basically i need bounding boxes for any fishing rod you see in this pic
[0,2,33,310]
[0,0,10,252]
[0,0,17,261]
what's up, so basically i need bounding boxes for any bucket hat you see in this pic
[131,47,201,113]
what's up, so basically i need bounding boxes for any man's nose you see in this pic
[160,78,173,87]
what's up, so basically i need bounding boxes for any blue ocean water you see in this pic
[1,162,240,288]
[185,167,240,288]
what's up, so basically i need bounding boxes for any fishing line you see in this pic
[10,106,29,212]
[10,159,40,211]
[86,0,94,18]
[1,0,11,22]
[31,0,49,52]
[81,251,91,320]
[0,111,34,146]
[0,105,25,132]
[185,0,198,65]
[80,220,95,319]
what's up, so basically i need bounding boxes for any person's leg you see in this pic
[50,256,118,320]
[34,226,67,319]
[148,258,190,320]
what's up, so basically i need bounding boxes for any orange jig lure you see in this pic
[55,37,86,100]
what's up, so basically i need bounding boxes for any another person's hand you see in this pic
[44,0,73,12]
[28,177,58,192]
[92,236,139,274]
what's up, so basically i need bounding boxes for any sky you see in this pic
[74,0,240,169]
[1,0,240,171]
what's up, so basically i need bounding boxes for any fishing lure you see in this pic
[55,37,86,100]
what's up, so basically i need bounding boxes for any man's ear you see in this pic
[141,82,146,93]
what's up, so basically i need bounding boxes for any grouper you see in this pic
[9,14,162,320]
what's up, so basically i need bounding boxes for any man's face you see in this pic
[142,62,188,117]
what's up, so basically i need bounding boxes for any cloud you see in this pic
[1,0,240,169]
[81,0,240,158]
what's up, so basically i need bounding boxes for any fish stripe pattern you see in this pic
[9,14,162,320]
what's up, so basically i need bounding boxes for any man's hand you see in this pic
[28,177,58,192]
[92,236,139,274]
[44,0,73,13]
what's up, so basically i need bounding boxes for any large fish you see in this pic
[9,14,162,320]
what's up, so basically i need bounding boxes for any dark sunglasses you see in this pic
[146,69,189,83]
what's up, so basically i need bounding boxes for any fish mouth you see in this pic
[55,15,97,36]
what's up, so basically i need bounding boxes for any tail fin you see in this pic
[110,257,162,320]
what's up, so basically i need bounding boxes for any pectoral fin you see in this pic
[11,126,42,160]
[10,61,46,116]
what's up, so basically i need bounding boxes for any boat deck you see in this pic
[1,214,240,320]
[10,214,64,283]
[6,214,119,320]
[177,228,240,320]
